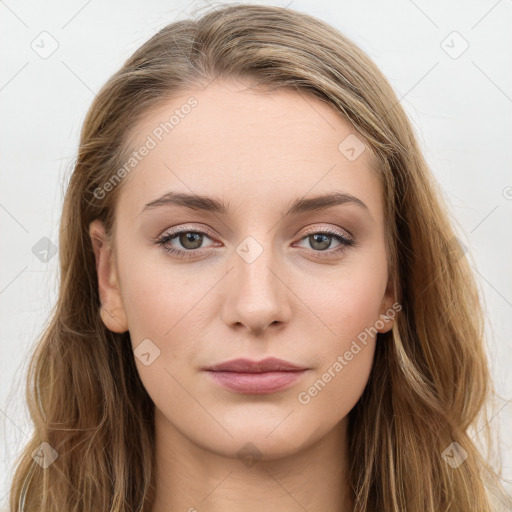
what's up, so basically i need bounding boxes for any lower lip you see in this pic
[206,370,307,394]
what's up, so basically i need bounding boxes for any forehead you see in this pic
[117,80,382,219]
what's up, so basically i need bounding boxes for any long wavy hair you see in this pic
[8,3,510,511]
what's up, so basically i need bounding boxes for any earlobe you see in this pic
[377,313,394,333]
[89,219,129,333]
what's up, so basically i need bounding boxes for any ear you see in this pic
[377,273,397,334]
[89,219,129,333]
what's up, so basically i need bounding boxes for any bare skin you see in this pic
[90,79,395,512]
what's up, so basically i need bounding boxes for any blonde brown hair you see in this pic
[8,3,511,511]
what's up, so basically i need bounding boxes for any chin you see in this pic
[189,412,329,462]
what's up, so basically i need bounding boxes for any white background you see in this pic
[1,0,511,507]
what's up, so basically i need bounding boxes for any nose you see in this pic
[220,239,292,335]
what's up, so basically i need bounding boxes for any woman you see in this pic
[8,3,510,511]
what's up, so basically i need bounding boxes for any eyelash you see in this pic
[154,226,355,260]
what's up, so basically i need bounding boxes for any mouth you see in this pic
[204,357,309,394]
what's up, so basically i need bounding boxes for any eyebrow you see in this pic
[141,190,368,216]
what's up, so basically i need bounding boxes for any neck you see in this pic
[150,409,353,512]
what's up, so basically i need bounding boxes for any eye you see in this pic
[294,228,354,258]
[154,228,218,258]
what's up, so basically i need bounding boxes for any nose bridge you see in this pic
[222,231,290,331]
[235,232,281,298]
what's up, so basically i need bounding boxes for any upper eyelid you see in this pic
[300,225,353,240]
[161,225,217,241]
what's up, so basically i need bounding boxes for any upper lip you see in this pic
[206,357,308,373]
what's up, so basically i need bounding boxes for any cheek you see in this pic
[117,246,199,339]
[294,260,386,411]
[295,281,381,420]
[306,261,387,342]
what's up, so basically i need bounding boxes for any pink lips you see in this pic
[204,357,308,394]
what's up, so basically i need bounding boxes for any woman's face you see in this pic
[90,79,395,460]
